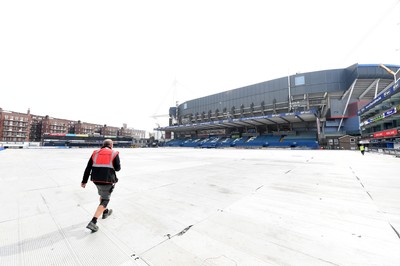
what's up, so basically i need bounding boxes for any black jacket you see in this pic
[82,148,121,184]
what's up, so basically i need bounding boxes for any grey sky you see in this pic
[1,0,399,135]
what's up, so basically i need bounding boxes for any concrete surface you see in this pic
[0,148,399,266]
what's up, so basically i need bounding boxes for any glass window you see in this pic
[295,76,305,86]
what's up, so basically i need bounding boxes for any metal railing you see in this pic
[368,147,400,157]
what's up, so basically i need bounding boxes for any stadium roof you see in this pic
[158,109,317,132]
[157,64,400,133]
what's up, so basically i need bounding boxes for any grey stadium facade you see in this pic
[159,64,399,149]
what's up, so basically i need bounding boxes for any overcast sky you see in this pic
[1,0,399,135]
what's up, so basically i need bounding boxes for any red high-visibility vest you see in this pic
[91,148,119,169]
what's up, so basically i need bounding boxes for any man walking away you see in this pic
[81,139,121,232]
[360,144,365,155]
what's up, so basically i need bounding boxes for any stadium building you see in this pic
[358,65,400,151]
[160,64,400,149]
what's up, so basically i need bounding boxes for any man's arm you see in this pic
[81,157,93,185]
[113,154,121,172]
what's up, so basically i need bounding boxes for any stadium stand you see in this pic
[164,132,319,149]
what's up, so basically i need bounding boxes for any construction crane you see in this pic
[150,114,169,140]
[150,113,170,128]
[151,114,170,119]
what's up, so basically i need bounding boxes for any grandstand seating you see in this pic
[164,132,319,149]
[180,138,203,147]
[230,137,250,147]
[164,139,184,147]
[236,135,279,147]
[199,137,221,148]
[216,137,235,147]
[280,134,319,149]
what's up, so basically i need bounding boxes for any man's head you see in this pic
[102,139,113,148]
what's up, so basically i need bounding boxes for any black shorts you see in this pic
[95,184,113,200]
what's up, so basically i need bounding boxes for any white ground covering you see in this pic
[1,148,399,266]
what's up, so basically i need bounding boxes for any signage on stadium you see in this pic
[358,80,400,115]
[360,105,399,127]
[198,129,226,136]
[63,133,89,137]
[373,129,398,138]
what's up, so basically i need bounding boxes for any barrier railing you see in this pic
[368,148,400,157]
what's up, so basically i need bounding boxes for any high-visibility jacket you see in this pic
[92,148,119,169]
[82,147,121,184]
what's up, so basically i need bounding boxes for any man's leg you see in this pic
[86,185,112,232]
[86,198,110,232]
[93,196,107,218]
[100,185,114,219]
[94,202,106,218]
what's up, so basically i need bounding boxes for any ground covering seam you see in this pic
[349,166,400,239]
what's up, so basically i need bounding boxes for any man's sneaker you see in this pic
[102,209,113,219]
[86,221,99,232]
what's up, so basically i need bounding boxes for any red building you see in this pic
[74,121,102,135]
[0,107,146,144]
[0,108,31,142]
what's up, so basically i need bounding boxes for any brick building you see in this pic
[0,108,31,142]
[74,121,102,135]
[0,107,146,143]
[101,125,120,136]
[41,115,75,135]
